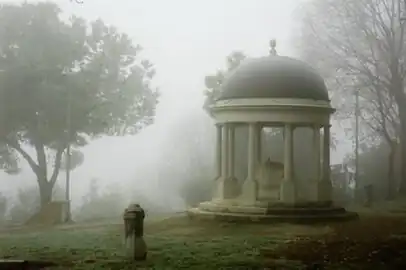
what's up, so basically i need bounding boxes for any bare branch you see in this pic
[49,145,64,187]
[298,0,403,144]
[5,139,39,175]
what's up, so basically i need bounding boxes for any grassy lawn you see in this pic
[1,212,406,269]
[0,216,327,269]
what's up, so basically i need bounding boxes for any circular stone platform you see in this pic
[187,200,358,223]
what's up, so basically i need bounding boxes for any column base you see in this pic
[241,179,258,204]
[215,176,240,200]
[317,180,333,202]
[306,180,319,202]
[280,180,297,204]
[212,176,221,200]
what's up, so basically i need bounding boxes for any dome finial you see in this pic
[269,39,277,56]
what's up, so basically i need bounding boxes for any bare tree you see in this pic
[296,0,406,197]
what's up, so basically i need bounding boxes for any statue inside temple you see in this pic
[256,158,284,201]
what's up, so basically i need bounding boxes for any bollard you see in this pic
[123,203,147,261]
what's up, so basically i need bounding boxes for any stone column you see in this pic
[320,131,324,179]
[309,125,321,201]
[318,124,332,203]
[241,122,258,204]
[228,125,235,178]
[313,125,321,181]
[215,124,222,179]
[213,124,229,201]
[323,125,331,179]
[256,124,262,164]
[227,124,240,198]
[280,124,296,204]
[221,124,229,178]
[216,123,238,200]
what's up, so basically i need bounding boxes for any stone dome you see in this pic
[218,55,329,101]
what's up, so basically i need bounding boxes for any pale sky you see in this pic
[57,0,300,121]
[0,0,353,210]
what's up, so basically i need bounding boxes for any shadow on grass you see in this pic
[7,215,393,269]
[264,215,406,269]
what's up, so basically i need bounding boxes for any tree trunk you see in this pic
[38,179,53,207]
[398,109,406,195]
[388,54,406,193]
[387,143,396,200]
[7,140,64,209]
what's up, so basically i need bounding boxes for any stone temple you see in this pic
[188,41,357,222]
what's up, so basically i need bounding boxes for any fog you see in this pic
[0,0,352,215]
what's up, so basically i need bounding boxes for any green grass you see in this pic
[0,216,327,269]
[3,212,406,269]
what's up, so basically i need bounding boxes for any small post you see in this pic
[123,203,147,261]
[269,39,277,56]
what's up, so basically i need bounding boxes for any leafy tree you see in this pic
[203,51,246,112]
[295,0,405,197]
[0,2,159,207]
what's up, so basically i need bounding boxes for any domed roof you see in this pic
[218,55,329,101]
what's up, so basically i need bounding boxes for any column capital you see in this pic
[223,122,238,128]
[284,123,297,132]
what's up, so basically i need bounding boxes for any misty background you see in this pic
[0,0,354,221]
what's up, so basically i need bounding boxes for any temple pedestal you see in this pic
[215,176,240,200]
[241,179,257,204]
[280,181,297,204]
[188,198,358,223]
[318,180,333,203]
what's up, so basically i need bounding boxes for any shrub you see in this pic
[73,179,123,222]
[7,184,64,225]
[72,179,165,222]
[179,176,212,207]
